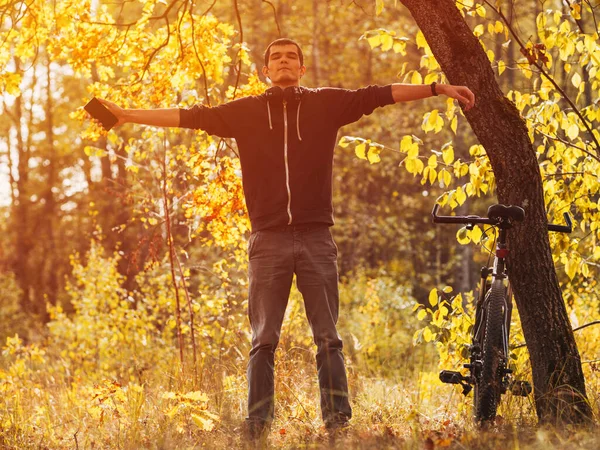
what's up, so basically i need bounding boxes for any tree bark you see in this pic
[399,0,592,423]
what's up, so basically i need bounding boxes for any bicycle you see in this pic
[432,203,572,423]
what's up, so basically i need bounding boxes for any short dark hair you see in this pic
[264,38,304,67]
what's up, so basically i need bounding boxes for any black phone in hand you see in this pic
[84,97,118,131]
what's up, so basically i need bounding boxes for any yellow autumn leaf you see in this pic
[381,34,393,52]
[471,225,483,243]
[416,30,428,49]
[475,3,486,17]
[407,145,419,159]
[393,40,407,54]
[442,169,452,187]
[191,413,215,432]
[498,60,506,75]
[455,186,467,205]
[400,135,412,153]
[423,327,433,342]
[429,288,438,306]
[429,167,437,184]
[456,227,470,245]
[564,258,577,280]
[367,35,381,49]
[451,116,458,134]
[537,12,547,30]
[428,154,438,169]
[442,146,454,165]
[367,145,382,164]
[571,72,582,89]
[411,70,423,85]
[566,123,579,140]
[355,143,367,160]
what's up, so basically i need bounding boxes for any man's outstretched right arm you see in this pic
[97,98,180,128]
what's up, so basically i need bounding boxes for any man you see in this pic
[97,38,474,438]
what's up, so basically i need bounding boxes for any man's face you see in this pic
[262,44,306,87]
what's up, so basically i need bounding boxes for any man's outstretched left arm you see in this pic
[391,83,475,111]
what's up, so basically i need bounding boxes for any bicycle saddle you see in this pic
[487,204,525,222]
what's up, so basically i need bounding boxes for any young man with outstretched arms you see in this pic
[98,38,474,439]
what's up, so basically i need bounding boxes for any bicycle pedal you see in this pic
[510,380,532,396]
[440,370,465,384]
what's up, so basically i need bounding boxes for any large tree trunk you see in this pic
[399,0,592,423]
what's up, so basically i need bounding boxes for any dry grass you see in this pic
[2,341,598,450]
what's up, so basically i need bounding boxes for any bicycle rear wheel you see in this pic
[474,280,507,423]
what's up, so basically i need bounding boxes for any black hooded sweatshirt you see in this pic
[179,84,394,231]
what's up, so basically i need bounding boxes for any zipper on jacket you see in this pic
[283,100,293,224]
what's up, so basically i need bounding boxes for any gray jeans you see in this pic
[246,224,352,426]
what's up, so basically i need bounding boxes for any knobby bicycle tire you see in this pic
[474,280,507,423]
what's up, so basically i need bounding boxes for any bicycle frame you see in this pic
[472,222,513,393]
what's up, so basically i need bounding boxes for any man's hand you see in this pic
[439,84,475,111]
[96,98,127,127]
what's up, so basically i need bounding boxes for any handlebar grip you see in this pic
[547,212,572,233]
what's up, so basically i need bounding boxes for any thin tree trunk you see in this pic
[42,53,58,315]
[506,1,515,89]
[12,57,33,314]
[453,116,472,293]
[399,0,592,424]
[311,0,321,86]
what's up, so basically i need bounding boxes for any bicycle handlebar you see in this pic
[431,204,572,233]
[547,213,572,233]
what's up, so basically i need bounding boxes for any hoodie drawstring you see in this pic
[267,100,273,130]
[266,94,301,140]
[296,100,302,141]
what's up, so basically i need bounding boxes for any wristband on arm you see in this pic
[430,82,439,96]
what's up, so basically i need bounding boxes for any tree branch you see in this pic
[485,0,600,156]
[262,0,281,36]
